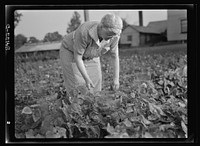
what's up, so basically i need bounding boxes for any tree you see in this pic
[14,11,22,29]
[43,31,63,42]
[66,11,81,33]
[27,36,40,44]
[14,34,27,50]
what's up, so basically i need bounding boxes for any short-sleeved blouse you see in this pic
[61,21,119,60]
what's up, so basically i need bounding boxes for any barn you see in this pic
[167,10,187,42]
[15,41,62,61]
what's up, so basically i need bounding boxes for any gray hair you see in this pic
[100,13,123,35]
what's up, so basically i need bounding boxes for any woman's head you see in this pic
[98,13,123,41]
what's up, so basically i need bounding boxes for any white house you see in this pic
[167,10,187,42]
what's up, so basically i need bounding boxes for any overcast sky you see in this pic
[14,10,167,40]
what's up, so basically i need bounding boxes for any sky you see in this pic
[14,10,167,40]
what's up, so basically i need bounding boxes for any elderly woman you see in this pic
[59,13,123,96]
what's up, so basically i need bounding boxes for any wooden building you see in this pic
[120,24,166,47]
[167,10,187,42]
[15,41,62,60]
[147,20,167,34]
[15,41,61,53]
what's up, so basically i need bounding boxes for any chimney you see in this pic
[139,11,143,26]
[84,10,89,22]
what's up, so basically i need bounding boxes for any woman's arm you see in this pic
[110,53,120,90]
[73,25,94,90]
[109,36,120,90]
[74,51,94,89]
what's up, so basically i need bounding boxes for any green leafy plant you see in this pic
[15,46,187,138]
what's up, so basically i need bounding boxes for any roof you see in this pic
[15,41,62,53]
[147,20,167,33]
[127,25,161,34]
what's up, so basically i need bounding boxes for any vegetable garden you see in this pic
[14,44,187,139]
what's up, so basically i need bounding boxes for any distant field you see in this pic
[15,43,187,62]
[119,43,187,56]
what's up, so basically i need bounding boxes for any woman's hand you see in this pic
[85,78,95,90]
[112,79,120,91]
[74,51,94,91]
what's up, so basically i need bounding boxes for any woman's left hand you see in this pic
[112,79,120,91]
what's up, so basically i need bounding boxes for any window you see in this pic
[127,35,132,41]
[181,19,187,33]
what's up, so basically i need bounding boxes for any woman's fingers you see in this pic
[114,86,119,91]
[111,83,119,91]
[90,82,95,88]
[86,81,94,90]
[88,83,94,90]
[86,84,90,90]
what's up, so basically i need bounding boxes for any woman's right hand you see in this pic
[74,52,94,91]
[85,78,95,90]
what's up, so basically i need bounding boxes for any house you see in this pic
[120,24,166,47]
[120,10,188,47]
[147,20,167,34]
[167,10,187,42]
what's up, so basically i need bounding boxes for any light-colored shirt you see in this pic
[61,21,119,60]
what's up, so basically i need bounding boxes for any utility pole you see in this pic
[84,10,89,22]
[138,11,143,26]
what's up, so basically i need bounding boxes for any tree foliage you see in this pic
[66,11,82,33]
[14,34,27,50]
[27,36,40,44]
[43,31,63,42]
[14,11,23,28]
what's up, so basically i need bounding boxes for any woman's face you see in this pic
[101,28,117,41]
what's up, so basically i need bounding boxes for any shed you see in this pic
[15,41,62,53]
[15,41,62,61]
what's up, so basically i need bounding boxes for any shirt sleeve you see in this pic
[109,36,120,58]
[73,26,88,55]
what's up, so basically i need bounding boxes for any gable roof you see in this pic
[125,25,161,34]
[147,20,167,33]
[15,41,62,53]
